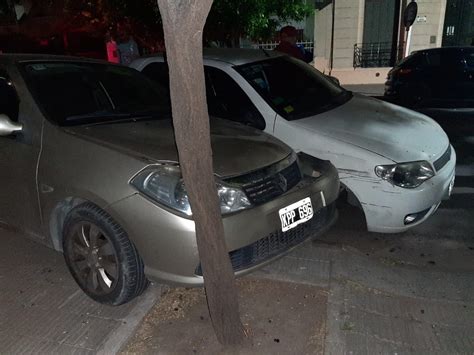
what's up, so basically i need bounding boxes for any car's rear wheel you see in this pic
[62,203,148,305]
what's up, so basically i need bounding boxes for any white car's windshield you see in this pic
[235,56,352,120]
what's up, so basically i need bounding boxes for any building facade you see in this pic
[314,0,472,84]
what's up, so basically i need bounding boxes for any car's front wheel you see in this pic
[62,203,148,305]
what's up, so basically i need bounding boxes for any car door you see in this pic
[464,48,474,108]
[0,63,42,237]
[458,49,474,106]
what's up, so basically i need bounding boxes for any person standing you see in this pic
[274,25,308,62]
[117,31,140,66]
[106,31,120,64]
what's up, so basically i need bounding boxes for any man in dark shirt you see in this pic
[274,25,308,62]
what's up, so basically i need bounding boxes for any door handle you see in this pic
[40,184,54,193]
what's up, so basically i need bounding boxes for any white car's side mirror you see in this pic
[0,113,23,136]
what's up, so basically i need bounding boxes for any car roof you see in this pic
[412,46,474,55]
[139,48,284,66]
[0,53,109,65]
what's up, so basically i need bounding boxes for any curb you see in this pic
[97,284,161,354]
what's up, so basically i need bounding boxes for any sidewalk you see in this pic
[123,201,474,354]
[0,227,160,354]
[343,84,385,97]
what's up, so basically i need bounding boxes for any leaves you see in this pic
[31,0,312,45]
[206,0,314,41]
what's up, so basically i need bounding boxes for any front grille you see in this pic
[195,204,335,276]
[228,161,302,205]
[433,146,451,172]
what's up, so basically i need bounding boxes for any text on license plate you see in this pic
[279,197,313,232]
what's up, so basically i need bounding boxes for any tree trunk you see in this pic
[157,0,244,346]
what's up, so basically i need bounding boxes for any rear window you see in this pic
[20,61,170,126]
[400,49,474,69]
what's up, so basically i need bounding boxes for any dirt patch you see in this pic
[123,278,328,354]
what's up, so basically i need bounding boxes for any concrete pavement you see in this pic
[0,228,160,354]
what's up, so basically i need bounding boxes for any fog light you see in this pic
[404,207,431,225]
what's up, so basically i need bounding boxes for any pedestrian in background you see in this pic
[275,25,310,62]
[117,27,140,65]
[106,31,120,64]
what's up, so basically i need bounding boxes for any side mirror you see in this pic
[0,113,22,136]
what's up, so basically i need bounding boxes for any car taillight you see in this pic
[397,68,412,75]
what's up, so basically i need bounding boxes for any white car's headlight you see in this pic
[374,161,435,188]
[130,165,252,216]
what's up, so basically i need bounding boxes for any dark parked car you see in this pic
[384,47,474,108]
[385,47,474,164]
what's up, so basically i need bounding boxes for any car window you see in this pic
[425,52,441,67]
[141,62,171,110]
[397,52,424,68]
[235,56,351,120]
[142,62,170,88]
[21,62,170,126]
[0,68,20,122]
[205,67,265,130]
[141,61,265,129]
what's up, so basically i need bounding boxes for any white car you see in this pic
[131,49,456,233]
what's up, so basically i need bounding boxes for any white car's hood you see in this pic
[292,94,449,163]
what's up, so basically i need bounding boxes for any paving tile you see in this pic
[0,228,158,353]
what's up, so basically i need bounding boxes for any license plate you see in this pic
[279,197,313,232]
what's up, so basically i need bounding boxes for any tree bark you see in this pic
[157,0,244,345]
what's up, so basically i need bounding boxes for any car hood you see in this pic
[292,94,449,163]
[65,117,291,178]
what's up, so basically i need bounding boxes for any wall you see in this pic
[314,3,332,73]
[313,0,448,84]
[332,0,363,69]
[314,0,364,73]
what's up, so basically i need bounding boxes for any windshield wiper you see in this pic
[65,109,171,126]
[65,112,131,122]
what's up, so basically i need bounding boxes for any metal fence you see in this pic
[353,42,395,68]
[253,41,314,52]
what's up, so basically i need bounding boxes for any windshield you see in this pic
[21,61,171,126]
[235,56,351,120]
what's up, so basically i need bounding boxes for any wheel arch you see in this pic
[48,197,96,252]
[339,182,368,227]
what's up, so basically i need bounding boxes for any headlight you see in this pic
[374,161,434,188]
[130,165,252,216]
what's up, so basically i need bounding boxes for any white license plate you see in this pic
[279,197,313,232]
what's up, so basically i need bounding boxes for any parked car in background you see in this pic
[384,47,474,165]
[384,47,474,109]
[0,54,339,305]
[132,49,456,233]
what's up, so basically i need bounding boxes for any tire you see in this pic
[62,203,148,305]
